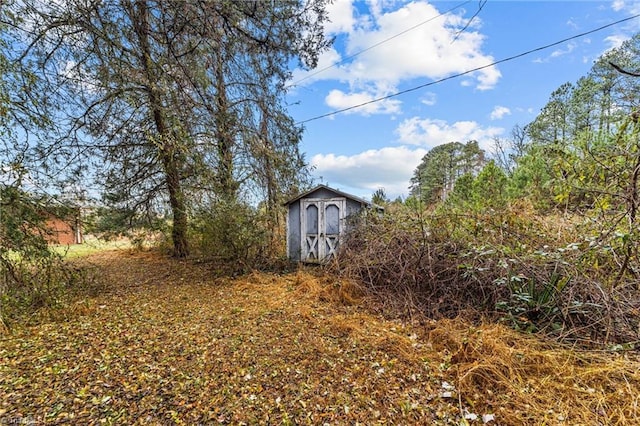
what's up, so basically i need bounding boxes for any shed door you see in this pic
[301,198,346,263]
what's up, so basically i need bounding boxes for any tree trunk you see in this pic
[257,103,280,249]
[214,45,237,202]
[163,153,189,258]
[133,0,189,257]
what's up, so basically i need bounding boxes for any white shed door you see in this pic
[301,198,346,263]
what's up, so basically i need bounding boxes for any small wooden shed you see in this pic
[284,184,377,263]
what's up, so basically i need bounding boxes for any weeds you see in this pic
[331,202,640,346]
[0,254,97,330]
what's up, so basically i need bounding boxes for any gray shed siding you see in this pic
[287,200,302,261]
[285,185,371,262]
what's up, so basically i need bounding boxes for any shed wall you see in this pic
[287,200,302,261]
[345,198,364,218]
[286,188,368,262]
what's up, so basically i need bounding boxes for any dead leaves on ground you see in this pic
[1,250,639,424]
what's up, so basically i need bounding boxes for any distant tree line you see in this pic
[410,34,640,221]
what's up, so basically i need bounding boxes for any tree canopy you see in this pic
[409,140,485,204]
[5,0,331,257]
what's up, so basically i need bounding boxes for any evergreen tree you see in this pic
[10,0,330,257]
[410,141,485,204]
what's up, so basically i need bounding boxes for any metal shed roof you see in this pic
[283,184,374,207]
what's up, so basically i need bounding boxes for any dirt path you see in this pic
[1,250,638,424]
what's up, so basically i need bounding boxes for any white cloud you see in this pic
[550,41,577,58]
[310,146,428,198]
[490,105,511,121]
[324,0,356,34]
[293,1,501,115]
[612,0,626,12]
[606,1,640,45]
[421,92,437,106]
[534,41,580,63]
[309,115,506,198]
[604,34,629,50]
[396,117,503,151]
[343,2,499,88]
[325,89,401,115]
[608,0,640,14]
[289,47,347,89]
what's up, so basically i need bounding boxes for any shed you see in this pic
[284,184,379,263]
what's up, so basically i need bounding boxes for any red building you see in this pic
[44,207,83,245]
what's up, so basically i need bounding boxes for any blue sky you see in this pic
[286,0,640,200]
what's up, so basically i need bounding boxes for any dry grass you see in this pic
[1,249,639,424]
[427,319,640,424]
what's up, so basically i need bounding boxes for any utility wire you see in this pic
[451,0,486,43]
[287,0,472,88]
[297,13,640,124]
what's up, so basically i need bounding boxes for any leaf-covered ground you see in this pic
[1,250,639,425]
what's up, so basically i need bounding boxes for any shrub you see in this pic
[190,199,279,272]
[0,186,96,330]
[331,201,640,346]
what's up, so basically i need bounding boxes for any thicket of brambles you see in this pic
[333,36,640,346]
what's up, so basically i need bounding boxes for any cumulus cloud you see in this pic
[490,105,511,120]
[344,2,499,87]
[420,92,437,106]
[395,117,503,150]
[324,0,356,34]
[308,115,506,198]
[325,89,401,115]
[310,146,428,198]
[292,1,501,115]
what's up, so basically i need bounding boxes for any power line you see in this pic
[287,0,472,88]
[451,0,486,44]
[297,13,640,125]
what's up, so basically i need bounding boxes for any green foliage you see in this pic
[191,200,272,271]
[410,141,485,205]
[496,272,570,332]
[0,185,50,258]
[508,144,555,209]
[371,187,389,206]
[472,161,508,206]
[7,0,331,258]
[447,172,474,206]
[517,33,640,213]
[0,185,94,329]
[445,161,507,212]
[85,205,168,245]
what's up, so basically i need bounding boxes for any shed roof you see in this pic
[284,184,381,209]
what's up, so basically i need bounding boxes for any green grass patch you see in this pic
[52,237,133,259]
